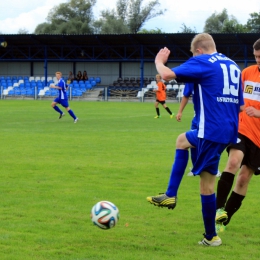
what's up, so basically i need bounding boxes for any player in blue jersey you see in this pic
[147,33,244,246]
[178,83,221,177]
[50,71,78,123]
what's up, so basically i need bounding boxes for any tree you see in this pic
[92,9,130,34]
[93,0,165,34]
[34,0,96,34]
[204,9,229,33]
[222,18,248,33]
[138,27,164,34]
[203,8,247,33]
[17,28,29,34]
[246,12,260,33]
[178,23,197,33]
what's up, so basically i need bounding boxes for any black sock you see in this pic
[224,191,245,226]
[156,108,160,116]
[165,107,172,115]
[216,172,235,209]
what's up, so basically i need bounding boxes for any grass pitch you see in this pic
[0,100,260,260]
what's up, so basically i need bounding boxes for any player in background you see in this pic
[50,71,78,123]
[147,33,244,246]
[215,38,260,232]
[153,74,174,118]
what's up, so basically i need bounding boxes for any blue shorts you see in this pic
[191,139,227,176]
[186,129,198,147]
[54,97,69,108]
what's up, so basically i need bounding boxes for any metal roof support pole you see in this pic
[244,44,248,68]
[44,46,48,87]
[119,62,122,78]
[30,61,33,77]
[73,62,76,77]
[140,45,144,90]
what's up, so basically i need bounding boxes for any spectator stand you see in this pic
[138,79,185,102]
[0,75,102,100]
[100,76,154,101]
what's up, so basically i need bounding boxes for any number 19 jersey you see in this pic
[172,52,244,144]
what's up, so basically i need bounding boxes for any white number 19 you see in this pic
[220,63,240,96]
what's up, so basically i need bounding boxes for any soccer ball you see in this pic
[91,201,119,230]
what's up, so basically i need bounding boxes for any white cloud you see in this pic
[0,0,259,34]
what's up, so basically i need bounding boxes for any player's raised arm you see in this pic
[155,47,176,82]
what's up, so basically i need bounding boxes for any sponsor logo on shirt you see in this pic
[245,85,253,94]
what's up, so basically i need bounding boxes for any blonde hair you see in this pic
[55,71,62,76]
[155,74,161,79]
[190,33,216,54]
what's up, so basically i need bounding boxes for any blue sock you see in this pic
[201,194,217,240]
[68,109,76,120]
[53,106,63,114]
[166,149,189,197]
[190,147,197,166]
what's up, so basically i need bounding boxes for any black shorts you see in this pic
[227,133,260,175]
[156,100,166,105]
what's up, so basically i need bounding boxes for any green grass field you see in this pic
[1,100,260,260]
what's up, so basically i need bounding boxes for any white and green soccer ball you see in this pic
[91,201,119,230]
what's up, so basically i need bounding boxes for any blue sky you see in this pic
[0,0,259,34]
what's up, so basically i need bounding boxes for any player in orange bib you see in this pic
[153,74,174,118]
[215,38,260,232]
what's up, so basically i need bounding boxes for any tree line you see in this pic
[18,0,260,34]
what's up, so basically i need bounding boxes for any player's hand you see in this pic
[155,47,170,65]
[245,106,260,118]
[176,112,182,122]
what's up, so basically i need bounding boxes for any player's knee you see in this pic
[226,157,241,172]
[176,133,190,149]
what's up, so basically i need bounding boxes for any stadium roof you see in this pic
[0,33,259,64]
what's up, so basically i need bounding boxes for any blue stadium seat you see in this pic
[45,90,51,96]
[21,89,27,95]
[15,89,21,96]
[8,90,15,96]
[95,77,101,84]
[86,83,92,90]
[80,87,86,92]
[26,89,33,96]
[91,80,96,87]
